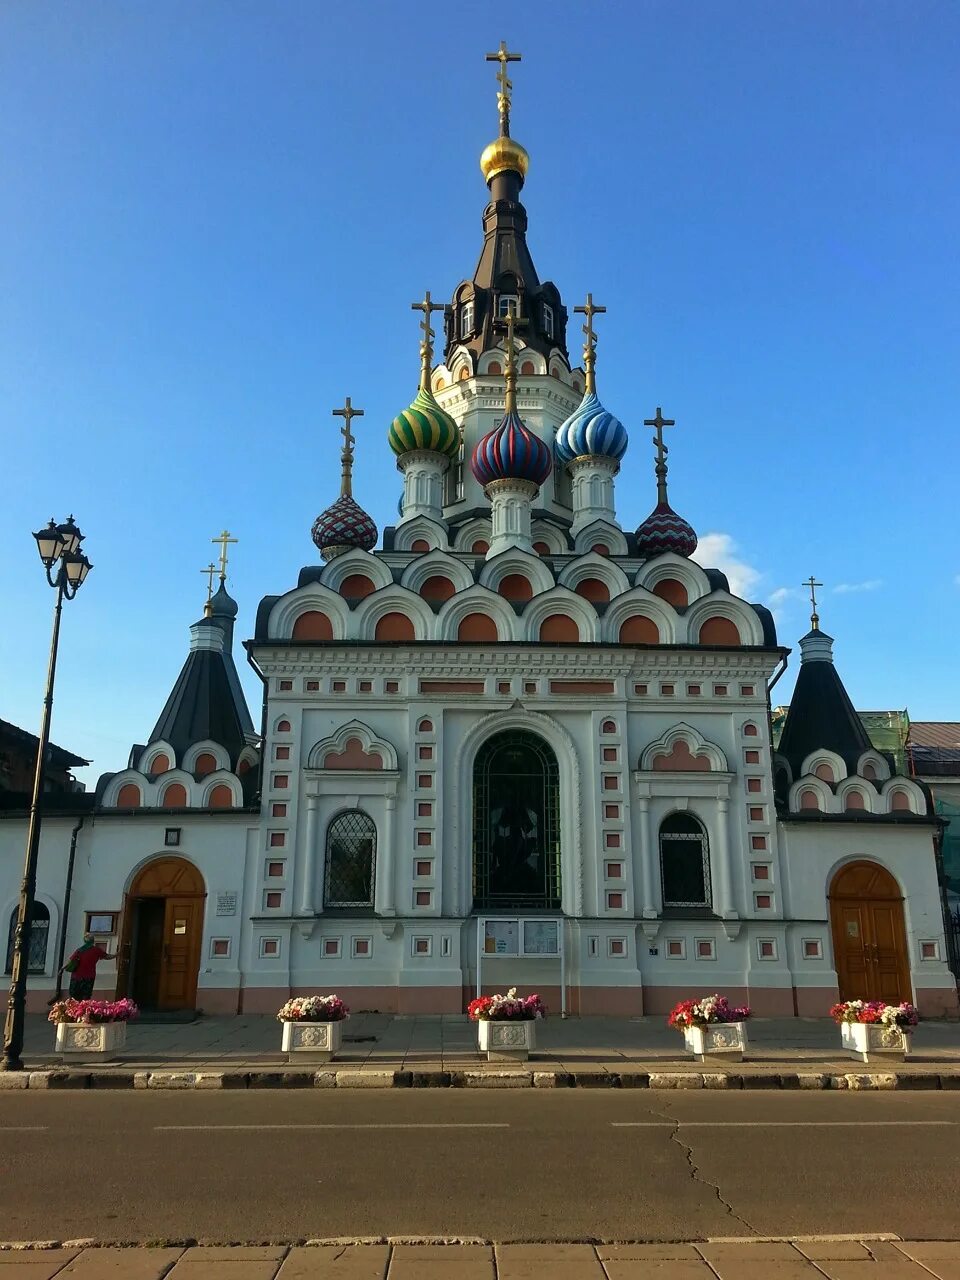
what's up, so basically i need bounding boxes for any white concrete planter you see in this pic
[477,1019,537,1061]
[55,1021,127,1059]
[281,1019,343,1063]
[683,1021,748,1062]
[841,1021,912,1063]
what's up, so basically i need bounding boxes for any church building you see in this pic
[3,48,957,1019]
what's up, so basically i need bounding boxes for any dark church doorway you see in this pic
[473,730,561,911]
[117,856,206,1011]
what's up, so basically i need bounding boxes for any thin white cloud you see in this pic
[768,586,802,607]
[833,580,883,594]
[692,533,761,599]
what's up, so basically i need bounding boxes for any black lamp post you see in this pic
[1,517,92,1071]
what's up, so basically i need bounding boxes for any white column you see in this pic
[398,451,448,525]
[485,477,538,557]
[375,794,397,916]
[567,456,619,535]
[713,797,737,918]
[300,795,320,915]
[637,796,658,918]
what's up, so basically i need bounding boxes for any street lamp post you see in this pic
[1,517,92,1071]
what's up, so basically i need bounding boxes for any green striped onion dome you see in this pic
[388,386,460,460]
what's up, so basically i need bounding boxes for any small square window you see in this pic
[275,745,290,761]
[757,939,777,960]
[259,937,280,958]
[605,861,623,879]
[211,938,231,958]
[634,683,648,696]
[695,939,715,960]
[269,832,285,848]
[524,681,537,694]
[667,938,686,959]
[751,863,770,881]
[385,680,400,693]
[359,680,372,692]
[278,680,293,692]
[751,835,767,850]
[266,860,285,878]
[608,937,626,957]
[416,831,432,847]
[415,859,433,877]
[606,891,624,910]
[418,745,433,761]
[661,684,675,696]
[332,679,346,692]
[415,890,432,907]
[803,939,823,959]
[604,804,619,819]
[352,936,371,958]
[164,827,181,847]
[417,802,432,817]
[713,684,728,696]
[687,684,701,696]
[746,778,762,793]
[920,940,939,961]
[413,936,432,956]
[272,803,287,818]
[306,679,320,691]
[273,774,289,790]
[749,806,764,821]
[744,749,760,764]
[754,893,772,910]
[323,937,342,957]
[418,774,432,789]
[602,747,618,762]
[264,890,282,910]
[498,681,511,694]
[603,775,618,791]
[740,685,755,696]
[604,832,621,849]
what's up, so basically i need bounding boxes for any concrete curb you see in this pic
[7,1067,956,1090]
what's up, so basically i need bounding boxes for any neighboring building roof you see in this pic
[776,629,874,775]
[0,717,89,770]
[910,721,960,749]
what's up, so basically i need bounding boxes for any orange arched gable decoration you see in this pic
[340,574,376,600]
[458,613,498,643]
[208,784,234,808]
[375,612,415,642]
[799,789,820,810]
[194,753,218,777]
[652,739,712,772]
[149,754,170,775]
[699,616,741,645]
[322,737,383,770]
[540,614,579,643]
[619,615,659,644]
[162,783,188,809]
[575,577,610,604]
[116,783,142,808]
[845,791,865,810]
[410,539,430,553]
[292,610,334,641]
[498,574,533,602]
[891,790,910,811]
[130,856,205,898]
[652,578,688,607]
[419,575,456,603]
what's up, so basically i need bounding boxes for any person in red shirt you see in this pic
[61,932,116,1000]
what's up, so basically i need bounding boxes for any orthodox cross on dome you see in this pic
[200,560,217,617]
[486,41,521,137]
[501,310,524,415]
[211,530,237,582]
[411,290,444,390]
[644,407,676,505]
[574,293,606,395]
[332,397,364,498]
[803,574,824,632]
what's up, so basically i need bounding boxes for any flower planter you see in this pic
[683,1021,748,1062]
[281,1019,343,1063]
[478,1019,536,1062]
[56,1021,127,1059]
[841,1021,912,1063]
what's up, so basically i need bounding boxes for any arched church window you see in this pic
[6,901,50,974]
[324,810,376,909]
[460,301,474,338]
[473,731,560,911]
[659,813,711,909]
[542,303,554,340]
[497,295,519,319]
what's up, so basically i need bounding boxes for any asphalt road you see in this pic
[2,1090,959,1243]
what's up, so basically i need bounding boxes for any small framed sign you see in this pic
[85,911,118,936]
[164,828,181,847]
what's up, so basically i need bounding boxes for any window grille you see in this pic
[324,811,376,908]
[543,303,554,339]
[498,295,519,319]
[5,902,50,974]
[659,813,712,908]
[460,301,474,338]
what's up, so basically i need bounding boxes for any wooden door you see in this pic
[158,897,203,1010]
[829,861,911,1004]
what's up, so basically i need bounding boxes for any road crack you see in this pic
[646,1102,757,1235]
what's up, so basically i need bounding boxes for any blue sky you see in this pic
[1,1,957,784]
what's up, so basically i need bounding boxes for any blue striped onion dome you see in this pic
[635,501,698,559]
[555,391,628,465]
[470,410,553,488]
[311,495,378,556]
[388,386,460,460]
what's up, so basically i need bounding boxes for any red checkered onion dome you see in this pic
[311,494,378,555]
[470,410,553,488]
[635,501,698,558]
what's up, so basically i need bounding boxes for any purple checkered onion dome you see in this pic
[635,501,698,558]
[311,494,378,555]
[470,410,553,488]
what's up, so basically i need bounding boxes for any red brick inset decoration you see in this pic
[195,753,217,777]
[619,615,659,644]
[208,784,233,808]
[652,740,712,772]
[520,360,535,376]
[652,577,688,607]
[375,612,416,642]
[533,541,551,556]
[322,737,383,770]
[410,539,430,553]
[420,680,485,694]
[419,575,456,603]
[458,613,498,643]
[743,723,759,737]
[272,803,287,818]
[499,573,533,602]
[116,783,141,808]
[162,783,188,809]
[471,541,490,555]
[699,616,741,645]
[340,574,377,599]
[862,762,877,781]
[292,610,333,641]
[575,577,610,603]
[549,680,615,695]
[150,754,170,775]
[799,789,820,810]
[845,791,865,811]
[276,720,291,733]
[540,614,579,643]
[488,361,502,376]
[815,763,835,783]
[891,790,910,811]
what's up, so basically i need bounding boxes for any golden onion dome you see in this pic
[480,135,530,185]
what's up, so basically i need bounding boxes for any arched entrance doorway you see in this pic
[829,860,911,1005]
[117,857,206,1011]
[473,730,561,911]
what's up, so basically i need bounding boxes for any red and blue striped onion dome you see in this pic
[555,391,628,465]
[311,495,378,556]
[470,410,553,488]
[635,501,698,558]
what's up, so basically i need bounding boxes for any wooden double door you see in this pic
[117,857,206,1011]
[829,860,911,1005]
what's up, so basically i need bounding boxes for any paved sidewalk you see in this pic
[3,1240,960,1278]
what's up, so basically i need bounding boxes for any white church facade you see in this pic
[3,50,957,1020]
